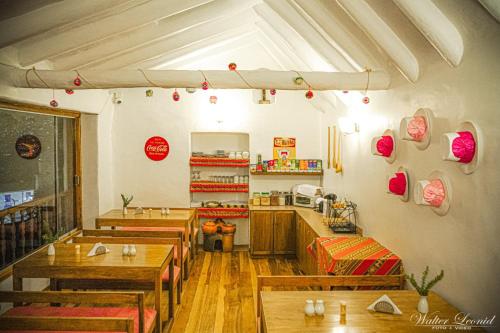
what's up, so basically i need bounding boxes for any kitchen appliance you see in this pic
[292,184,323,208]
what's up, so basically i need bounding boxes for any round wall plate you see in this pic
[457,121,482,174]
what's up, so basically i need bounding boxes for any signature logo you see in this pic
[411,312,496,330]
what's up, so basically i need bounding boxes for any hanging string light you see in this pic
[50,90,58,107]
[65,89,74,95]
[293,70,315,100]
[362,68,372,104]
[270,88,276,96]
[199,70,212,90]
[172,89,180,102]
[74,70,96,88]
[228,62,237,71]
[139,69,160,97]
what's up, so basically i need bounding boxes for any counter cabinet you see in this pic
[250,210,296,257]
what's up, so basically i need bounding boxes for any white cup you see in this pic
[414,180,431,205]
[229,152,236,159]
[440,133,460,161]
[400,117,414,140]
[242,151,249,159]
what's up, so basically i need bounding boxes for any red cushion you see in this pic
[173,246,189,262]
[121,226,185,233]
[3,306,156,333]
[161,265,181,283]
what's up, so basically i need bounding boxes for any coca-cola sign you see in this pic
[144,136,170,161]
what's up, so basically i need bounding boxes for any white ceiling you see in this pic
[0,0,498,84]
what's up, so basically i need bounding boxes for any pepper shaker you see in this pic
[304,299,315,317]
[315,299,325,315]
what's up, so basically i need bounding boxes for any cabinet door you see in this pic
[296,216,307,272]
[250,211,274,256]
[273,211,296,255]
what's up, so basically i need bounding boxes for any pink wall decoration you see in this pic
[414,170,451,216]
[371,129,396,163]
[440,121,482,174]
[400,108,433,150]
[387,167,409,202]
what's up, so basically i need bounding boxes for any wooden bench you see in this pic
[68,233,183,305]
[256,274,405,332]
[0,290,155,333]
[96,209,194,278]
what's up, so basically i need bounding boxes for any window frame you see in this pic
[0,98,82,281]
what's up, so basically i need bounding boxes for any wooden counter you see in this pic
[249,205,361,275]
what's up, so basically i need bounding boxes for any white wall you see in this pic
[109,88,322,244]
[321,1,500,320]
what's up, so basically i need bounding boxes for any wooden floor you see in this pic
[165,250,302,333]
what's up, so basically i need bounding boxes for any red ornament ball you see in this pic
[65,89,74,95]
[270,89,276,96]
[172,90,180,102]
[362,96,370,104]
[201,81,208,90]
[305,90,314,99]
[73,76,81,86]
[50,99,58,107]
[228,62,237,71]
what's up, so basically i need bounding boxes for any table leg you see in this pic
[154,273,162,333]
[168,259,174,319]
[13,274,22,306]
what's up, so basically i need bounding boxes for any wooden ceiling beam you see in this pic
[336,0,420,82]
[0,64,391,90]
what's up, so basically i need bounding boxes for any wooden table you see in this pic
[260,290,486,332]
[96,209,195,253]
[12,243,174,333]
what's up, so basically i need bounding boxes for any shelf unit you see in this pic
[190,182,249,193]
[190,157,249,167]
[251,171,323,176]
[190,132,250,246]
[197,207,249,219]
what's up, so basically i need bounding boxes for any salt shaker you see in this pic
[129,244,137,256]
[165,208,170,215]
[304,299,315,317]
[122,244,129,256]
[340,301,347,325]
[315,299,325,315]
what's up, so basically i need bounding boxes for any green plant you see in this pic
[121,194,133,208]
[406,266,444,296]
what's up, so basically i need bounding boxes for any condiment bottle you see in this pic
[315,300,325,315]
[304,299,315,317]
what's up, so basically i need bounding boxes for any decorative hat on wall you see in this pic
[387,167,409,201]
[414,170,451,216]
[400,108,433,150]
[440,121,482,174]
[371,129,396,163]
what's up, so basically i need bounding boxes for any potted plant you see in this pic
[121,194,133,215]
[42,226,61,256]
[406,266,444,313]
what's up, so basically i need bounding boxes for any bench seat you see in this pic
[3,306,157,333]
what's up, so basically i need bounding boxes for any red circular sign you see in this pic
[144,136,170,161]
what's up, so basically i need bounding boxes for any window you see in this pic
[0,107,80,270]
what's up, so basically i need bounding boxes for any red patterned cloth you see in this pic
[3,306,156,333]
[307,237,402,276]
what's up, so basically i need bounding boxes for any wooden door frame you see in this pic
[0,98,83,229]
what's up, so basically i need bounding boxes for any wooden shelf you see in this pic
[250,171,323,176]
[190,182,249,193]
[190,157,249,167]
[197,207,249,219]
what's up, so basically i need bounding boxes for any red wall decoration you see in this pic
[144,136,169,161]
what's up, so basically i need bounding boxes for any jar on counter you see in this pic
[252,192,261,206]
[261,192,271,206]
[279,192,286,206]
[270,191,280,206]
[285,192,294,205]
